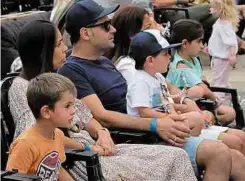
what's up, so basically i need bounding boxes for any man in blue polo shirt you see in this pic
[58,0,192,144]
[58,1,127,113]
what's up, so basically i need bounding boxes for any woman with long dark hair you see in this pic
[10,20,68,138]
[106,6,162,63]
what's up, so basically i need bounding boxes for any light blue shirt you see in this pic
[166,52,203,89]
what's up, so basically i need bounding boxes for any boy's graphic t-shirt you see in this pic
[127,70,173,116]
[6,128,66,181]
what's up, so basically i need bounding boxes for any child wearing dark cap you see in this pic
[126,29,209,172]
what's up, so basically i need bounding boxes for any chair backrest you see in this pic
[1,170,41,181]
[1,115,10,170]
[1,74,18,145]
[210,87,245,129]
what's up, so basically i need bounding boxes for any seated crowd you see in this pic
[2,0,245,180]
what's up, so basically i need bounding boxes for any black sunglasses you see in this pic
[86,20,112,32]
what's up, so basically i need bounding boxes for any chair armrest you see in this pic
[195,98,220,125]
[210,86,237,93]
[210,87,239,105]
[109,128,160,144]
[6,72,20,77]
[209,87,244,128]
[195,98,216,113]
[0,150,104,181]
[1,170,41,181]
[63,149,105,181]
[65,149,99,167]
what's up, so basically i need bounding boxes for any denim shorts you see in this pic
[183,136,204,175]
[183,126,228,174]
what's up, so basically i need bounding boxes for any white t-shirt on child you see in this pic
[126,70,173,117]
[126,69,229,139]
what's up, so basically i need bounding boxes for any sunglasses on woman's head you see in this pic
[86,19,112,32]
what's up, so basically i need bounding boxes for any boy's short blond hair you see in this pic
[27,73,77,119]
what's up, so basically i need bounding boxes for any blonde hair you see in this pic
[212,0,240,29]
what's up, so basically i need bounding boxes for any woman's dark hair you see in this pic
[105,6,148,63]
[170,19,204,47]
[18,20,57,80]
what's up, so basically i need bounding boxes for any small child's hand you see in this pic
[202,46,209,55]
[202,110,215,125]
[229,55,236,66]
[90,145,105,156]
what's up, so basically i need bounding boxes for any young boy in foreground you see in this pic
[6,73,77,180]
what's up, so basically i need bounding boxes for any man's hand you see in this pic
[96,129,116,156]
[152,0,193,7]
[156,114,190,147]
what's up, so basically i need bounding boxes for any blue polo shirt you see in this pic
[58,56,127,113]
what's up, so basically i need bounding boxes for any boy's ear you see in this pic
[145,56,154,68]
[40,105,52,120]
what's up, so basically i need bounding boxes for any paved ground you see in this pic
[202,31,245,112]
[202,54,245,91]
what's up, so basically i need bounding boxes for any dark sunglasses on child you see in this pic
[86,19,112,32]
